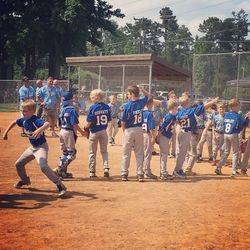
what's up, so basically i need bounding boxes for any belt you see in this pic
[197,126,205,129]
[61,127,73,131]
[215,130,224,134]
[208,129,213,132]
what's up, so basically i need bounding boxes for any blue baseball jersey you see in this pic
[19,85,35,104]
[153,106,163,125]
[121,96,148,129]
[87,102,111,133]
[224,111,249,134]
[36,85,60,109]
[108,103,119,119]
[142,110,155,133]
[212,114,224,133]
[195,111,207,129]
[58,106,79,130]
[176,104,204,132]
[16,115,46,147]
[159,113,176,139]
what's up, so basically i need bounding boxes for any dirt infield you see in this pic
[0,112,250,250]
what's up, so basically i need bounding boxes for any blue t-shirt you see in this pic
[224,111,249,134]
[176,104,204,132]
[121,96,148,129]
[36,85,60,109]
[87,102,111,133]
[16,115,46,147]
[108,103,119,119]
[19,85,35,104]
[54,85,63,97]
[159,113,176,138]
[212,114,224,133]
[142,110,155,133]
[153,106,163,126]
[58,106,79,130]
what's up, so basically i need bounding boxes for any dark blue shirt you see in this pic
[87,102,111,133]
[159,113,176,138]
[58,106,79,130]
[16,115,46,147]
[121,96,148,129]
[224,111,249,134]
[142,110,155,133]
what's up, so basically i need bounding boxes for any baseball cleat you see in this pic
[57,183,67,197]
[121,175,128,181]
[104,168,110,178]
[14,177,31,189]
[231,170,241,177]
[137,174,144,182]
[89,172,97,178]
[211,160,217,166]
[173,170,187,179]
[184,170,197,176]
[160,174,174,180]
[241,170,248,176]
[214,168,222,175]
[145,172,158,179]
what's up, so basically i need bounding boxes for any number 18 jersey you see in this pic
[121,96,148,129]
[87,102,111,133]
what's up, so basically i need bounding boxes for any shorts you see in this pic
[44,109,56,121]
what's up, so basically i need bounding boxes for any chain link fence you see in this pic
[192,52,250,112]
[0,80,69,112]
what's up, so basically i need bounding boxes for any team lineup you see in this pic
[2,76,250,198]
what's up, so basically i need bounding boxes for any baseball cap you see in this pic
[62,91,73,105]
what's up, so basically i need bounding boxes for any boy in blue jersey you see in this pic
[2,100,66,197]
[142,97,157,179]
[54,91,86,179]
[121,85,150,182]
[215,99,250,176]
[84,89,111,178]
[211,103,225,166]
[174,95,219,178]
[157,101,178,180]
[107,95,120,145]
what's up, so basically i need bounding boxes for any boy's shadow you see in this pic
[0,188,97,210]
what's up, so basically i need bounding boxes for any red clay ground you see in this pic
[0,112,250,250]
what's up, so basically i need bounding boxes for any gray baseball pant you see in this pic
[217,134,240,171]
[197,129,213,158]
[169,126,176,156]
[121,127,144,176]
[107,118,119,141]
[241,136,250,171]
[212,132,224,160]
[89,130,109,173]
[143,133,153,174]
[174,130,192,172]
[15,142,61,185]
[184,133,199,171]
[159,135,170,175]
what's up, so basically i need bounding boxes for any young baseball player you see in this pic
[211,103,225,166]
[54,91,86,179]
[107,95,120,145]
[121,85,150,182]
[241,134,250,175]
[2,100,66,197]
[174,95,219,178]
[142,97,157,179]
[215,99,250,176]
[84,89,111,178]
[157,101,178,180]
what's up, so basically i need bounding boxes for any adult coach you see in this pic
[18,76,35,136]
[37,76,60,137]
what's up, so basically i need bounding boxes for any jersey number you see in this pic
[180,118,190,128]
[134,113,142,125]
[225,123,231,133]
[96,115,108,125]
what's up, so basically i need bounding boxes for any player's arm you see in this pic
[149,129,155,145]
[2,120,17,140]
[139,86,150,97]
[32,122,50,139]
[204,97,219,109]
[121,121,126,132]
[73,124,86,137]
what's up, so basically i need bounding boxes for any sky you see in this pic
[108,0,250,37]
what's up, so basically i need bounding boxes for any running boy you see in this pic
[157,101,178,180]
[215,99,250,176]
[84,89,111,178]
[2,100,66,197]
[174,95,219,178]
[54,91,86,179]
[142,97,157,179]
[121,85,150,182]
[107,95,120,145]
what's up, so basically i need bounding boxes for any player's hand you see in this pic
[151,138,155,146]
[214,97,220,103]
[3,132,8,140]
[31,129,42,139]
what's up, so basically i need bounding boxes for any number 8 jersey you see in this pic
[87,102,111,133]
[121,96,148,129]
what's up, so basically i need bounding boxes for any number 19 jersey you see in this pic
[87,102,111,133]
[121,96,148,129]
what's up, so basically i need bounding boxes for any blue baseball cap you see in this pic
[62,91,73,105]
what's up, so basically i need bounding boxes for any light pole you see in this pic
[236,51,241,100]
